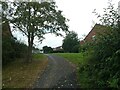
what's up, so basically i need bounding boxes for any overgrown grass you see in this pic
[2,54,48,88]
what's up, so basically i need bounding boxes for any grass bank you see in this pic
[2,54,48,88]
[54,53,88,66]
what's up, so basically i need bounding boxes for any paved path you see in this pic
[33,54,79,88]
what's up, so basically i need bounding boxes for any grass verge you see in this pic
[2,54,48,88]
[54,53,87,66]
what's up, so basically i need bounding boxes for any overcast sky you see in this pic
[12,0,120,49]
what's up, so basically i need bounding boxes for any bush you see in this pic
[2,37,28,66]
[78,3,120,88]
[13,40,27,58]
[2,37,15,65]
[79,26,120,88]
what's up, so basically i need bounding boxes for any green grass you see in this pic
[3,54,48,88]
[54,53,87,66]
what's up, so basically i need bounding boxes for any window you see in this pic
[92,35,96,40]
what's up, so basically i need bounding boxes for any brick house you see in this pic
[2,21,13,37]
[80,24,108,45]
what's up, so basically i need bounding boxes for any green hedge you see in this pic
[78,26,120,88]
[2,37,27,66]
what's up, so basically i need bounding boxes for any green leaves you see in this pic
[3,1,69,62]
[11,2,68,40]
[62,31,80,53]
[93,1,119,27]
[43,46,53,53]
[79,2,120,88]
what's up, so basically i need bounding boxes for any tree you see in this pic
[4,1,69,62]
[62,31,80,53]
[93,2,119,27]
[79,2,120,88]
[43,46,53,53]
[2,2,28,65]
[93,2,120,60]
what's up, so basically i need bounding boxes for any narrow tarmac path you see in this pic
[33,54,79,88]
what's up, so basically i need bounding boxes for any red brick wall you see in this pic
[80,24,108,44]
[84,28,96,42]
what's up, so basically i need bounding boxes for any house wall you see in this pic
[84,28,96,42]
[80,24,108,44]
[85,24,108,42]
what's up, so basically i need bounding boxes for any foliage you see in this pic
[62,31,80,53]
[78,2,120,88]
[93,2,119,27]
[2,36,15,65]
[2,1,69,62]
[2,19,28,65]
[2,36,28,66]
[43,46,53,53]
[80,42,93,52]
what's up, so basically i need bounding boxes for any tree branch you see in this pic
[12,23,28,36]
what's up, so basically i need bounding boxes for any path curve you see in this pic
[33,54,79,88]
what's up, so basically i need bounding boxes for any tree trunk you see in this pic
[26,32,34,63]
[26,3,35,63]
[26,3,32,63]
[27,33,31,63]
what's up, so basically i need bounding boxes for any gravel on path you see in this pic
[33,54,80,88]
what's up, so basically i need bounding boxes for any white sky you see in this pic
[12,0,120,49]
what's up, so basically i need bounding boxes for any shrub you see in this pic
[78,2,120,88]
[2,37,28,66]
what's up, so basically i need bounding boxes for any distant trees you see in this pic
[62,31,80,53]
[43,46,53,53]
[2,1,69,62]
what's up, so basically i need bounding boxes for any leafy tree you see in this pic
[62,31,80,53]
[1,1,28,65]
[43,46,53,53]
[93,2,119,27]
[79,2,120,88]
[3,1,69,62]
[93,2,120,61]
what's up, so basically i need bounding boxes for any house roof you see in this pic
[80,24,108,44]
